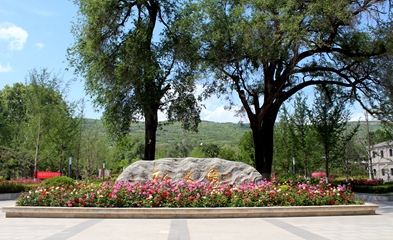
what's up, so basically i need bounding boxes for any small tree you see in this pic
[25,69,64,180]
[309,85,351,181]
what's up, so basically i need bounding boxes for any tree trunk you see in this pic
[365,113,374,180]
[303,152,307,177]
[252,106,279,181]
[59,140,64,175]
[144,109,158,160]
[34,117,41,181]
[286,155,289,173]
[325,145,329,182]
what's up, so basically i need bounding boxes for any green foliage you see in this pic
[353,184,393,194]
[0,182,25,193]
[238,131,255,166]
[309,85,353,178]
[201,143,220,158]
[41,176,75,188]
[68,0,202,160]
[279,185,290,192]
[176,0,393,179]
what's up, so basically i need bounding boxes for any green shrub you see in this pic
[354,184,393,194]
[41,176,75,188]
[384,181,393,185]
[0,183,25,193]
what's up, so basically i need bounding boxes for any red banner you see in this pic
[34,171,61,179]
[312,172,327,177]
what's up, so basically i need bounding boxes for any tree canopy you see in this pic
[68,0,202,160]
[177,0,393,179]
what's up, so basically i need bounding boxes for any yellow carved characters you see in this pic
[181,171,195,184]
[151,168,229,186]
[151,170,172,182]
[206,168,221,187]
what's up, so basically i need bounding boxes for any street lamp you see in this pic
[292,154,296,174]
[103,160,106,182]
[69,154,72,178]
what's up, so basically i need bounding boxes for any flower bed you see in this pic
[16,178,361,208]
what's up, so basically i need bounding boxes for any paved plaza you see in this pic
[1,200,392,240]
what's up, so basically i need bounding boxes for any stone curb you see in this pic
[0,193,22,201]
[2,203,378,218]
[355,192,393,202]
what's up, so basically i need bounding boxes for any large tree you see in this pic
[68,0,201,160]
[178,0,393,179]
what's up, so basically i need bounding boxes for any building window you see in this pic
[373,152,376,158]
[391,168,393,176]
[390,149,393,157]
[382,169,385,176]
[381,150,384,158]
[374,169,377,176]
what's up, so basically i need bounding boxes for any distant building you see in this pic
[370,141,393,181]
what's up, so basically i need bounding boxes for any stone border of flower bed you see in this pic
[355,193,393,202]
[0,193,22,201]
[2,203,378,218]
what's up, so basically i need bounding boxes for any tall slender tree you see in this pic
[309,85,351,180]
[25,68,63,180]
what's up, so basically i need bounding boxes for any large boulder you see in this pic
[116,157,262,185]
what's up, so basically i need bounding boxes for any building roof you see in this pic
[373,141,393,148]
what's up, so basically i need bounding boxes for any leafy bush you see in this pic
[383,181,393,185]
[354,184,393,194]
[352,179,383,186]
[41,176,75,188]
[0,182,25,193]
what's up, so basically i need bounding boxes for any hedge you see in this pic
[0,183,25,193]
[353,184,393,194]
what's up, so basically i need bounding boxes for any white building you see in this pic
[371,141,393,182]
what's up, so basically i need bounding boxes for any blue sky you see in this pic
[0,1,366,123]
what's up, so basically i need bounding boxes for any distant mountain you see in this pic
[82,118,383,146]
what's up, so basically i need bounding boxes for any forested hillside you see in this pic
[83,119,251,146]
[83,118,382,147]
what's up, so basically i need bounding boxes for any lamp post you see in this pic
[292,154,296,174]
[103,160,106,182]
[69,154,73,178]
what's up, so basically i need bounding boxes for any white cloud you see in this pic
[0,22,28,51]
[33,10,57,17]
[35,42,45,50]
[0,63,11,72]
[203,105,248,123]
